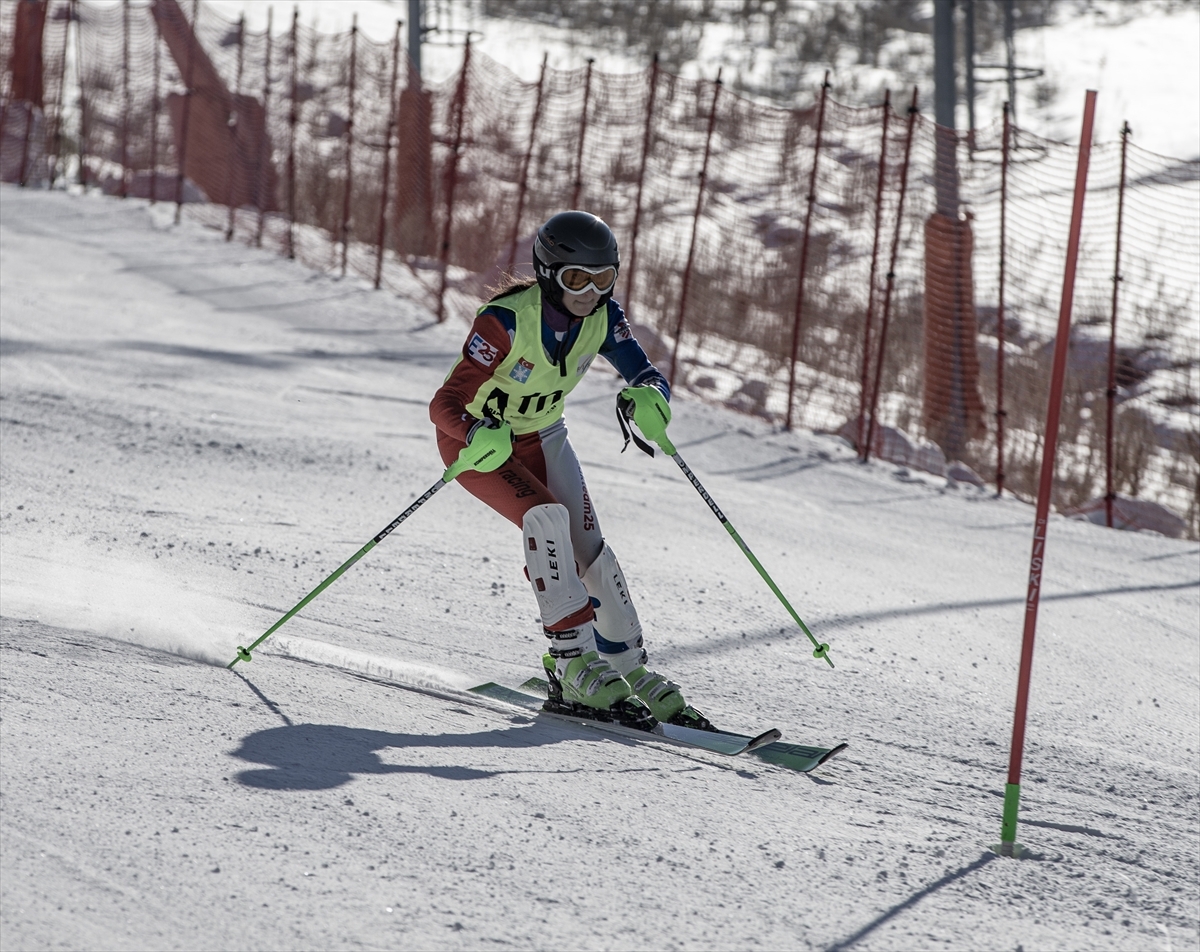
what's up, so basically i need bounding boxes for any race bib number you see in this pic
[467,333,499,368]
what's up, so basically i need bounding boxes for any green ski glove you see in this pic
[444,419,514,481]
[618,385,675,455]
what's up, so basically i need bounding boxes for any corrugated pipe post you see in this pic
[623,52,659,316]
[286,6,298,259]
[668,68,721,393]
[1105,121,1130,528]
[254,7,272,246]
[570,58,594,210]
[225,14,246,240]
[996,102,1011,494]
[374,19,402,289]
[857,89,891,457]
[175,0,199,224]
[435,38,471,324]
[864,87,918,462]
[785,70,830,431]
[505,52,548,275]
[998,89,1097,858]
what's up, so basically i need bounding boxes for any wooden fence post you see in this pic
[435,38,471,324]
[623,52,659,316]
[374,18,402,289]
[784,70,830,430]
[864,87,918,462]
[174,0,199,224]
[339,14,358,276]
[857,89,891,454]
[569,57,594,210]
[254,7,272,246]
[505,51,548,274]
[668,68,721,392]
[225,13,245,239]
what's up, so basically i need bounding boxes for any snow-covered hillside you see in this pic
[1,186,1198,950]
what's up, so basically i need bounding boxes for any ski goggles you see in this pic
[555,264,618,296]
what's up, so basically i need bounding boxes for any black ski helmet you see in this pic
[532,211,620,312]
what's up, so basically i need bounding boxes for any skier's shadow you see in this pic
[230,722,579,791]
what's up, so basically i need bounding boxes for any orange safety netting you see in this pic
[3,0,1197,537]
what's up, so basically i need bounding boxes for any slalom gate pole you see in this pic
[226,435,506,669]
[997,89,1097,857]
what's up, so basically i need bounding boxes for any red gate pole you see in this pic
[254,6,273,247]
[225,13,245,240]
[995,102,1012,494]
[1104,121,1130,528]
[998,89,1097,858]
[504,51,548,274]
[174,0,199,224]
[784,70,830,431]
[623,52,659,317]
[48,0,71,188]
[857,89,890,456]
[373,18,402,289]
[435,38,471,324]
[569,58,594,210]
[286,6,298,259]
[149,5,161,201]
[864,87,918,462]
[120,0,130,197]
[668,68,721,393]
[339,13,358,276]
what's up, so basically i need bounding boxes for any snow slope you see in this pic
[1,186,1198,950]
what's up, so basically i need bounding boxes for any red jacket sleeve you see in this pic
[429,312,513,442]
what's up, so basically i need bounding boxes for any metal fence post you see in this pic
[668,68,721,393]
[623,52,659,316]
[857,89,891,455]
[785,70,830,430]
[1104,121,1130,528]
[435,38,471,324]
[864,87,918,462]
[505,51,548,274]
[995,102,1011,494]
[374,19,402,289]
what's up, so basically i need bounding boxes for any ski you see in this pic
[466,678,846,772]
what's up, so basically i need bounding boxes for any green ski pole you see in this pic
[669,448,833,667]
[617,397,832,667]
[227,423,513,669]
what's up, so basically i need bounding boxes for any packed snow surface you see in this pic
[1,187,1198,950]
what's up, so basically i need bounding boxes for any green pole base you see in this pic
[994,781,1022,856]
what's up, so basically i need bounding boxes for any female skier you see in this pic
[430,210,707,730]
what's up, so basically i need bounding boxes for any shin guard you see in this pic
[523,504,597,669]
